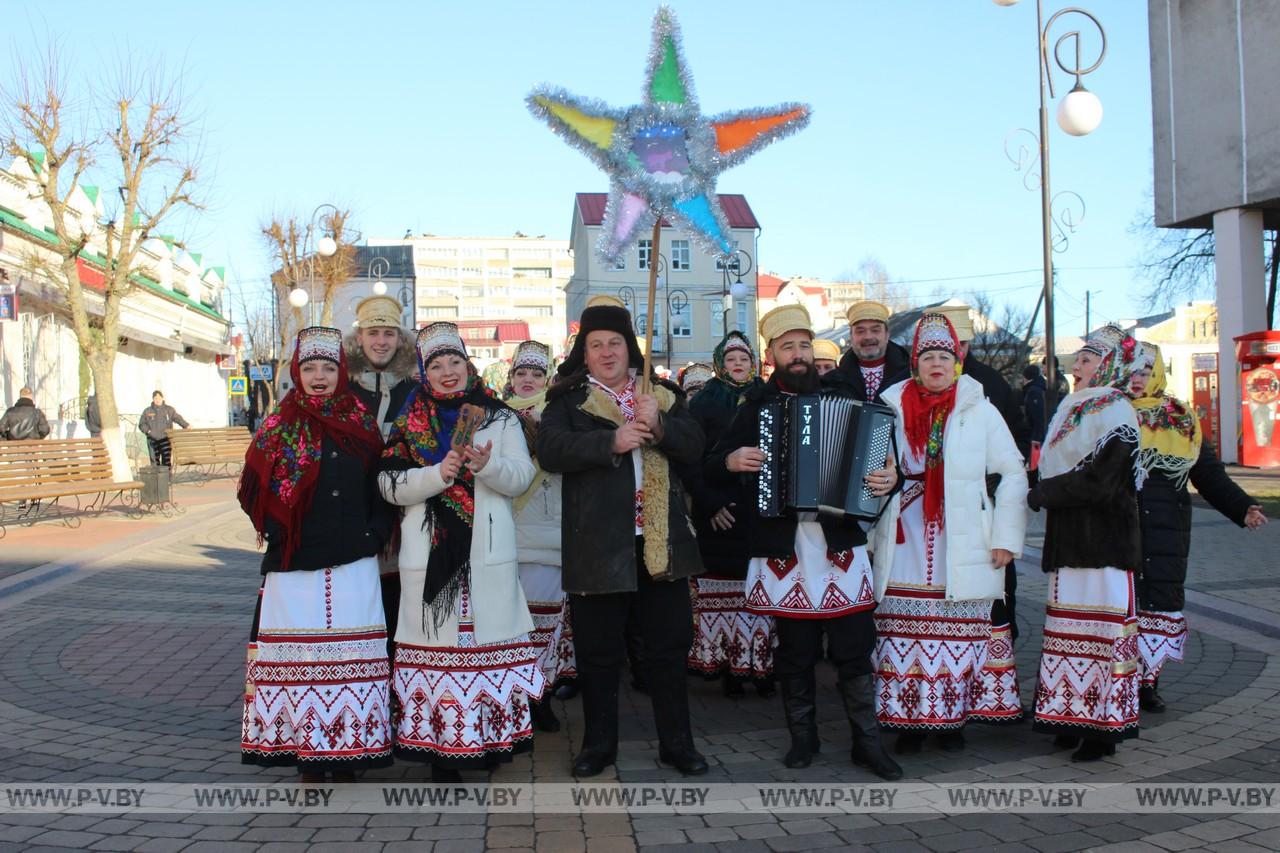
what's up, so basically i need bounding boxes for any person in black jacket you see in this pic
[684,331,774,698]
[85,394,102,438]
[1027,325,1146,762]
[1020,365,1047,446]
[139,391,189,466]
[237,326,395,781]
[834,300,911,403]
[537,303,708,778]
[1127,344,1267,713]
[707,304,902,780]
[0,388,51,440]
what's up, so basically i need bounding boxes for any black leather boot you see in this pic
[1139,678,1167,713]
[837,674,903,781]
[530,696,561,733]
[649,666,709,776]
[572,671,618,777]
[780,673,820,768]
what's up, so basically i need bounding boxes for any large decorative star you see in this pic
[527,6,810,265]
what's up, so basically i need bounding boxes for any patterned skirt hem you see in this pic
[967,708,1026,725]
[1032,719,1140,743]
[240,748,394,772]
[880,720,968,732]
[393,736,534,769]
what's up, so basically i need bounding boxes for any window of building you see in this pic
[421,306,457,319]
[462,286,483,297]
[460,266,482,277]
[513,267,552,278]
[638,240,652,271]
[635,301,663,341]
[736,301,748,332]
[710,300,725,338]
[671,300,692,337]
[671,240,690,271]
[529,306,554,316]
[461,304,485,317]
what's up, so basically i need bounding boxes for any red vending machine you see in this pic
[1190,353,1221,457]
[1235,331,1280,468]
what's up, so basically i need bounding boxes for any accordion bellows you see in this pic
[758,392,896,522]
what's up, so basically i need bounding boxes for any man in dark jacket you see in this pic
[0,388,51,440]
[537,302,708,778]
[85,394,102,438]
[139,391,189,466]
[707,303,902,781]
[834,300,910,403]
[1021,365,1047,445]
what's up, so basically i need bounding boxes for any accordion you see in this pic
[757,392,897,521]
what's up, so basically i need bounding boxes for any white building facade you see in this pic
[0,156,232,445]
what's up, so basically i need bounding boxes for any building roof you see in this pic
[757,272,787,299]
[575,193,760,230]
[452,320,531,344]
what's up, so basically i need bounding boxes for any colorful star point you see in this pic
[527,5,811,265]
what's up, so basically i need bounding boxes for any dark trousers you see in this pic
[569,538,694,750]
[147,436,172,467]
[1002,560,1019,642]
[774,610,877,683]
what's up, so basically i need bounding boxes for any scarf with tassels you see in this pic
[1128,345,1201,489]
[238,343,382,570]
[379,373,506,636]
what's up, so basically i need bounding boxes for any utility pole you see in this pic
[1085,290,1090,336]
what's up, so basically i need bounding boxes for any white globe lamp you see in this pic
[372,280,387,296]
[1057,86,1103,136]
[288,288,309,308]
[992,0,1020,6]
[316,235,338,257]
[729,279,750,301]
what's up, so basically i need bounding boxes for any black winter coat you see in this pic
[834,341,911,404]
[1021,376,1047,444]
[537,373,705,594]
[683,380,758,578]
[704,373,883,558]
[0,398,50,441]
[965,354,1030,459]
[350,374,415,432]
[260,436,395,574]
[1027,433,1142,574]
[1137,442,1254,611]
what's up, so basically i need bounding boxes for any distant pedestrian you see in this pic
[0,388,51,441]
[1021,364,1047,445]
[85,394,102,438]
[139,390,189,466]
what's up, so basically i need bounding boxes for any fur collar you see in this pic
[343,331,418,383]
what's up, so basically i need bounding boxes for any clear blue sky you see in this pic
[8,1,1162,339]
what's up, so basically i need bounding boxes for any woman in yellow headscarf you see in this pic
[1127,344,1267,714]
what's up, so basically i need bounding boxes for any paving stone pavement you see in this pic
[0,498,1277,852]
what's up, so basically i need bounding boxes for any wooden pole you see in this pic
[640,215,661,394]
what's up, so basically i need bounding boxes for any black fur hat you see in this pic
[556,305,644,378]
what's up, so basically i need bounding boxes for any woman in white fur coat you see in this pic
[870,313,1027,755]
[377,322,541,783]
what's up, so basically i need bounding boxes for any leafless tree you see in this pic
[1,48,202,480]
[262,208,358,334]
[840,255,914,311]
[968,290,1034,384]
[1132,207,1277,329]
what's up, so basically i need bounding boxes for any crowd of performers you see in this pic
[236,292,1267,782]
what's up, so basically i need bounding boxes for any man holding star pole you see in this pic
[528,5,811,777]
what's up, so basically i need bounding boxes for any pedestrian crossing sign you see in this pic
[229,376,248,396]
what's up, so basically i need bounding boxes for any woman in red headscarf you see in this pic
[871,313,1028,755]
[238,326,395,781]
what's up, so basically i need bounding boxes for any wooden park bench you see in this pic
[0,437,144,537]
[166,426,252,482]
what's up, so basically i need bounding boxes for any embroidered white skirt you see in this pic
[1137,609,1187,685]
[1033,567,1139,742]
[688,575,775,680]
[241,556,393,771]
[393,583,546,768]
[519,562,577,688]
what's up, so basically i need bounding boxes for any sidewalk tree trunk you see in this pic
[2,51,202,482]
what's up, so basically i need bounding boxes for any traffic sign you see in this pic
[229,376,248,396]
[249,364,273,381]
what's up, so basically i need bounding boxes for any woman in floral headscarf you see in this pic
[685,331,775,696]
[238,326,394,781]
[377,322,541,782]
[871,314,1027,755]
[1127,344,1267,713]
[1027,325,1148,761]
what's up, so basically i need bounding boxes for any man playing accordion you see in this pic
[705,304,903,780]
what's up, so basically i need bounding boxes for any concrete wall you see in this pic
[1150,0,1280,228]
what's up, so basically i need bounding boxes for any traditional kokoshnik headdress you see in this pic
[297,326,343,365]
[679,362,714,390]
[910,313,960,376]
[416,321,468,369]
[512,340,552,373]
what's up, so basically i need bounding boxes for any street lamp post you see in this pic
[286,203,342,326]
[997,0,1106,414]
[616,252,688,370]
[719,248,754,333]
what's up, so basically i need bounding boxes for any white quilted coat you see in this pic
[870,374,1028,602]
[378,410,536,646]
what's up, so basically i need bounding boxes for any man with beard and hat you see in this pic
[835,300,910,404]
[706,304,903,780]
[346,294,418,673]
[537,302,708,778]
